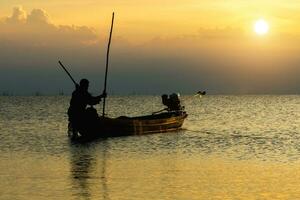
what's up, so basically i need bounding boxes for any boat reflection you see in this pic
[69,141,109,199]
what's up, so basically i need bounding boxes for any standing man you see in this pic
[68,78,106,136]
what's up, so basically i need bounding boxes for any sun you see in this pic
[254,19,269,35]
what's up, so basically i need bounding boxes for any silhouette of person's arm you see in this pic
[86,92,105,105]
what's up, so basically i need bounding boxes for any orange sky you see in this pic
[1,1,300,94]
[2,0,300,41]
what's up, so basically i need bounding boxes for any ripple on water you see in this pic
[2,95,300,199]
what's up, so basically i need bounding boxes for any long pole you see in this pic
[58,61,77,85]
[102,12,115,116]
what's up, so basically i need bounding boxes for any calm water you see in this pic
[1,95,300,199]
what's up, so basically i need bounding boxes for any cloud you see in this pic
[5,6,25,23]
[1,6,97,47]
[27,8,50,25]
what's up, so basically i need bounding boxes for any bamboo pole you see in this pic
[102,12,115,116]
[58,61,77,85]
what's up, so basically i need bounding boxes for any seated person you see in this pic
[161,93,183,112]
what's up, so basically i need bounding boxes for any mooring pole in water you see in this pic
[102,12,115,117]
[58,61,77,85]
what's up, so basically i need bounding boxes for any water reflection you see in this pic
[69,141,109,200]
[3,96,300,199]
[99,141,109,200]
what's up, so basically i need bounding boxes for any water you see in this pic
[1,95,300,199]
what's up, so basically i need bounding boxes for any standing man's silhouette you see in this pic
[68,79,106,134]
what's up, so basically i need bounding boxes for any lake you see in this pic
[1,95,300,199]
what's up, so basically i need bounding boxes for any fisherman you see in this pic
[68,78,106,134]
[161,93,183,112]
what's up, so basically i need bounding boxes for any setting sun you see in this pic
[254,19,269,35]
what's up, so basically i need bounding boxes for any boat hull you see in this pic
[69,111,187,140]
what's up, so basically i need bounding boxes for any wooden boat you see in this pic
[68,92,188,141]
[68,110,187,141]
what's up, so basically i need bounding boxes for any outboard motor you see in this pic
[161,93,184,112]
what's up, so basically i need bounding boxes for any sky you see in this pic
[1,0,300,95]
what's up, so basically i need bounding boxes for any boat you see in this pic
[68,93,188,141]
[195,91,206,96]
[68,110,187,140]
